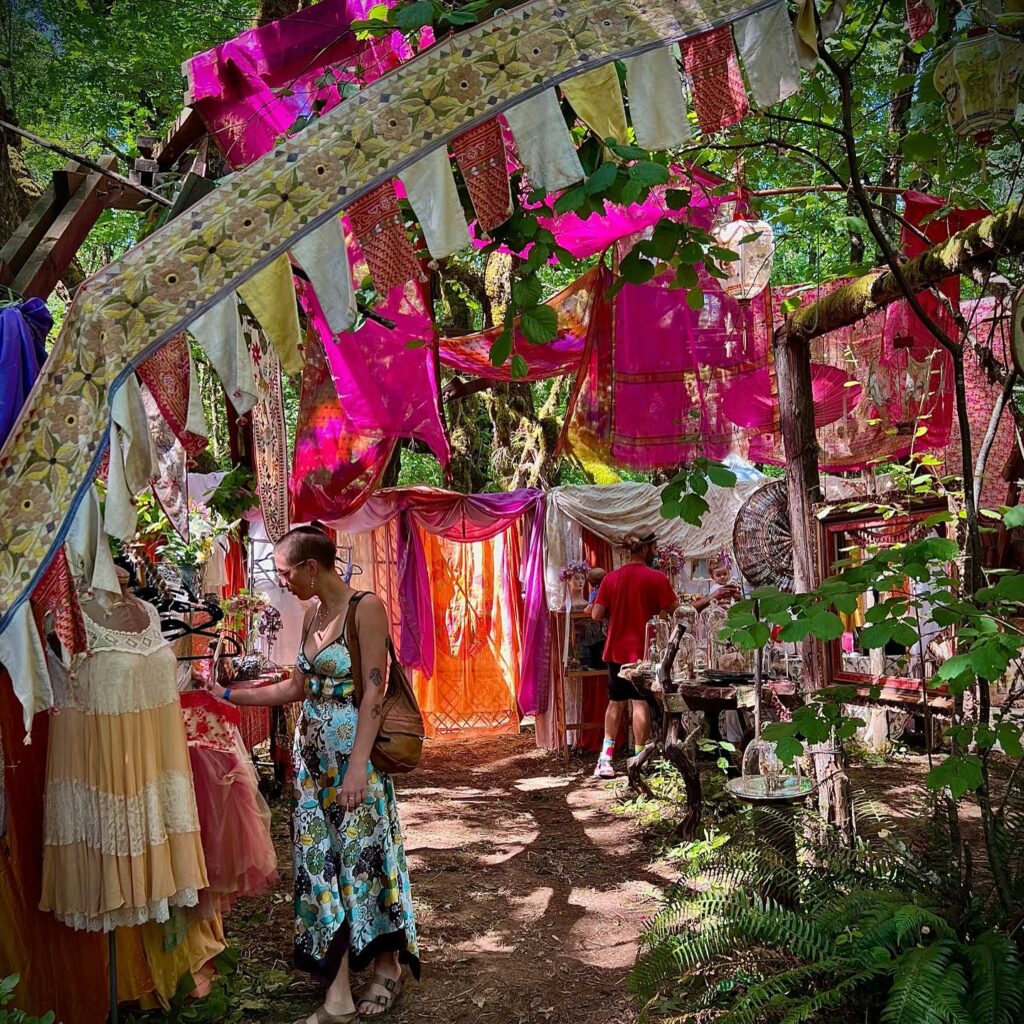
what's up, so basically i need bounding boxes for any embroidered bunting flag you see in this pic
[137,334,208,457]
[399,147,472,260]
[906,0,934,41]
[450,119,513,234]
[347,181,422,296]
[34,548,87,655]
[681,26,749,135]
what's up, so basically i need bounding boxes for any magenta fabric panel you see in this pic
[185,0,426,169]
[327,488,550,715]
[297,253,450,465]
[437,267,599,382]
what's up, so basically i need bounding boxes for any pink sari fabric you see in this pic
[185,0,425,170]
[748,279,955,471]
[438,267,599,382]
[949,298,1016,509]
[298,243,449,464]
[329,488,549,715]
[564,171,770,470]
[289,329,396,522]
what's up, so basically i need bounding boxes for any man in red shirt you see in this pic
[590,533,678,779]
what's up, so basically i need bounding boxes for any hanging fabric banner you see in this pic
[625,47,690,151]
[137,334,208,457]
[398,147,471,260]
[732,1,801,108]
[450,118,513,233]
[503,88,585,192]
[438,268,598,381]
[299,244,450,465]
[348,181,423,297]
[237,255,304,376]
[560,64,628,144]
[245,318,291,545]
[141,385,189,542]
[906,0,935,40]
[290,217,357,335]
[188,296,260,414]
[289,330,396,524]
[680,26,750,134]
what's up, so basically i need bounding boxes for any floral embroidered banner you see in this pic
[0,0,769,630]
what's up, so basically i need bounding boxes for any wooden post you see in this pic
[774,326,853,837]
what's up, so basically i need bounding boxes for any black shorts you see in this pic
[607,661,643,702]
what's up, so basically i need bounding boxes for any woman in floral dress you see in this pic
[214,525,418,1023]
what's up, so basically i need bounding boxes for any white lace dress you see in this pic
[39,602,208,931]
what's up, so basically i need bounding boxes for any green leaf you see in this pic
[996,721,1024,758]
[552,184,588,213]
[511,275,543,308]
[678,492,710,526]
[774,735,805,765]
[927,754,983,800]
[1004,504,1024,528]
[809,612,844,641]
[640,222,679,260]
[441,8,479,25]
[859,622,894,649]
[890,621,921,648]
[780,294,803,315]
[405,338,427,349]
[778,618,813,642]
[394,0,435,29]
[665,188,691,210]
[520,304,559,345]
[706,463,738,488]
[510,354,528,380]
[586,161,619,194]
[832,592,859,615]
[902,131,940,162]
[609,141,648,161]
[489,327,512,367]
[686,288,705,311]
[628,161,670,186]
[993,574,1024,601]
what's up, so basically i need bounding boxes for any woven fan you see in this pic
[732,480,794,591]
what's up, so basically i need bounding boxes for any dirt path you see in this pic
[228,733,671,1024]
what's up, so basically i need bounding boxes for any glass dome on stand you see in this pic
[671,604,698,682]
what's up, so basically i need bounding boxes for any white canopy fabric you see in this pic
[544,477,765,610]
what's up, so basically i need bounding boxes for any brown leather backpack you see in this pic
[346,593,425,774]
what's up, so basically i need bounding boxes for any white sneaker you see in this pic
[594,757,615,779]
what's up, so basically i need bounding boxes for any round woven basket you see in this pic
[732,479,794,591]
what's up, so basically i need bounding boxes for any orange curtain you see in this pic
[412,528,520,739]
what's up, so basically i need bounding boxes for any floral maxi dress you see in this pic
[292,634,419,981]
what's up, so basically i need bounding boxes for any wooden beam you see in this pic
[0,158,85,287]
[13,155,119,300]
[155,106,205,169]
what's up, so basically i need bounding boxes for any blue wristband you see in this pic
[222,688,232,702]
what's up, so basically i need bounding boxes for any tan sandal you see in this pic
[357,972,403,1018]
[292,1005,360,1024]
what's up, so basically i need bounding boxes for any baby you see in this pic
[586,566,607,607]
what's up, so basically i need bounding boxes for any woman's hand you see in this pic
[340,765,368,812]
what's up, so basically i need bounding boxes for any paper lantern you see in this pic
[934,31,1024,146]
[711,219,775,301]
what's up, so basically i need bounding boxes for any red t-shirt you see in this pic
[595,562,677,664]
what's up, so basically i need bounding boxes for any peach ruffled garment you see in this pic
[40,602,208,931]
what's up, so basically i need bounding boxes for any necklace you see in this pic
[314,595,347,634]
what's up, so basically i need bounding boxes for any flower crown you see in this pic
[559,559,591,582]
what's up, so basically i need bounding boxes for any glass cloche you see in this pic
[735,737,809,801]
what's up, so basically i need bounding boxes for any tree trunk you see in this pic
[878,44,922,211]
[786,205,1024,342]
[0,85,42,249]
[775,326,853,838]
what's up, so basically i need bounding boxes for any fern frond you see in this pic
[882,940,957,1024]
[963,931,1024,1024]
[772,965,892,1024]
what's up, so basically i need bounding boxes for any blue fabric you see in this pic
[0,299,51,446]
